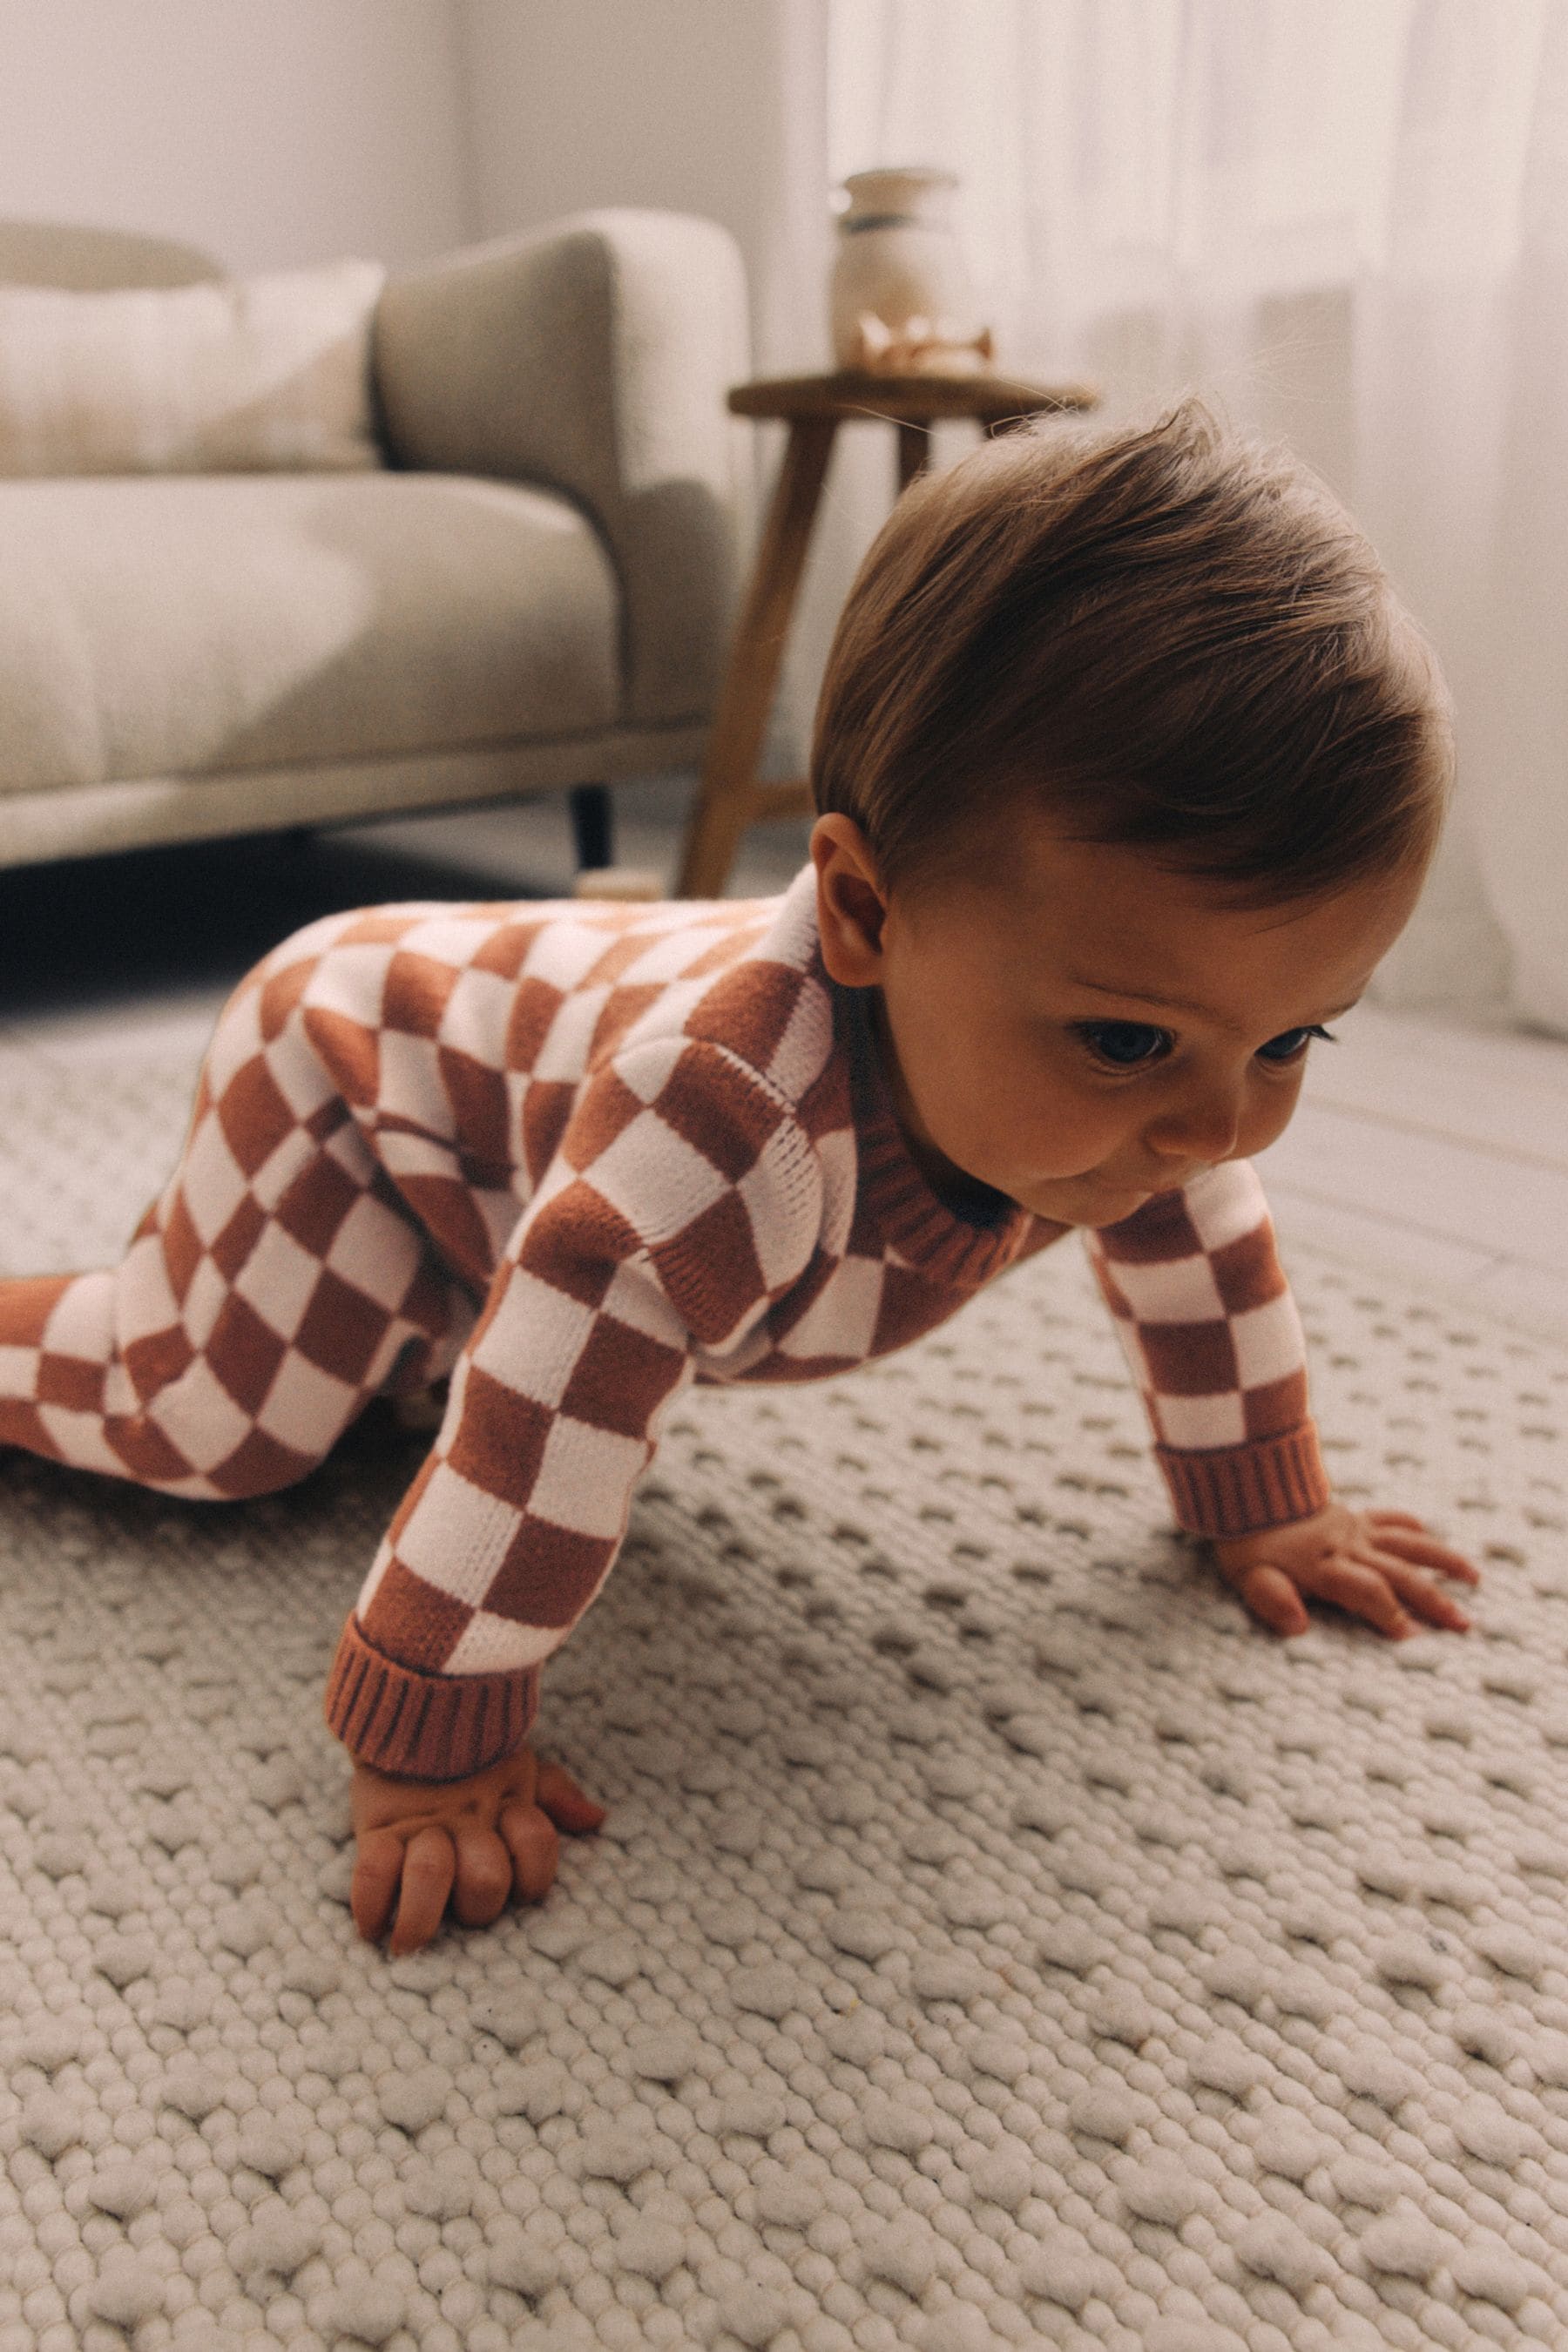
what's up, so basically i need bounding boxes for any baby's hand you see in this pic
[348,1747,606,1957]
[1211,1500,1480,1641]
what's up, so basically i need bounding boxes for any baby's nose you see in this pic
[1143,1087,1243,1165]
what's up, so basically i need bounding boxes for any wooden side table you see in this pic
[674,367,1099,899]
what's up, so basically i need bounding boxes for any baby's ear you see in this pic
[810,814,888,984]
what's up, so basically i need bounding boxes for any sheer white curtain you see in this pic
[764,0,1568,1032]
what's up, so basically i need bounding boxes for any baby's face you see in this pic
[812,813,1424,1228]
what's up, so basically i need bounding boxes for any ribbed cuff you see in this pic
[323,1615,539,1782]
[1155,1421,1331,1539]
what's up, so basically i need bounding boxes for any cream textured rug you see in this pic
[1,1027,1566,2352]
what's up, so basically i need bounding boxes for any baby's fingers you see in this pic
[350,1827,406,1945]
[534,1760,608,1835]
[351,1822,456,1951]
[1294,1551,1414,1639]
[494,1763,606,1908]
[387,1824,456,1956]
[449,1826,517,1931]
[1230,1562,1311,1639]
[1364,1517,1481,1584]
[498,1800,562,1904]
[1366,1550,1471,1632]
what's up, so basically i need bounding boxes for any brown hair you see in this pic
[810,394,1454,906]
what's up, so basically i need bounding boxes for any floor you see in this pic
[2,774,1565,1346]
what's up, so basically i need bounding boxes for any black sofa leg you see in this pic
[569,783,613,873]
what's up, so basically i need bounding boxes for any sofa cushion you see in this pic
[0,262,385,475]
[0,472,623,795]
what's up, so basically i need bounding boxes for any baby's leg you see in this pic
[0,941,474,1501]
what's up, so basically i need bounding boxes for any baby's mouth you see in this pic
[1097,1163,1206,1194]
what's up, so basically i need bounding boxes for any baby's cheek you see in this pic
[1010,1090,1126,1178]
[1241,1078,1307,1157]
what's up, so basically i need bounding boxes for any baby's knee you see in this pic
[121,1372,342,1501]
[194,908,376,1124]
[214,908,367,1040]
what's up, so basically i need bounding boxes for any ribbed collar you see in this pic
[830,964,1037,1291]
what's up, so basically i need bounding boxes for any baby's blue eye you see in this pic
[1075,1021,1172,1068]
[1255,1024,1335,1064]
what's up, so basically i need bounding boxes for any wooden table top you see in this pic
[727,368,1101,423]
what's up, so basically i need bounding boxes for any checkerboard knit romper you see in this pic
[0,865,1330,1781]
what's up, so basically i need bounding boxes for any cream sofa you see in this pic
[0,212,750,870]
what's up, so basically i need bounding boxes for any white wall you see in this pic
[456,0,796,351]
[0,0,808,308]
[456,0,832,764]
[0,0,472,273]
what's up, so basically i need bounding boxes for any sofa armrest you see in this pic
[373,209,750,731]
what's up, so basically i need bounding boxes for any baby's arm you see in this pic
[325,1034,821,1950]
[1083,1159,1480,1638]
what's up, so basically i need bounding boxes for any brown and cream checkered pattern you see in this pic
[1084,1166,1328,1541]
[0,866,1328,1780]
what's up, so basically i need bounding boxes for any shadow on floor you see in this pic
[0,825,567,1020]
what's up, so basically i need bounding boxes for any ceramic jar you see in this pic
[829,166,990,372]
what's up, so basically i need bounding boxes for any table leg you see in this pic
[676,416,837,898]
[896,420,931,491]
[568,782,613,873]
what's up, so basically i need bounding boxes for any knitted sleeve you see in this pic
[1081,1159,1331,1539]
[323,1035,822,1781]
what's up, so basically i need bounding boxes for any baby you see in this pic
[0,395,1480,1957]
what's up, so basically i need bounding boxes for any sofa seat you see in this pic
[0,470,622,798]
